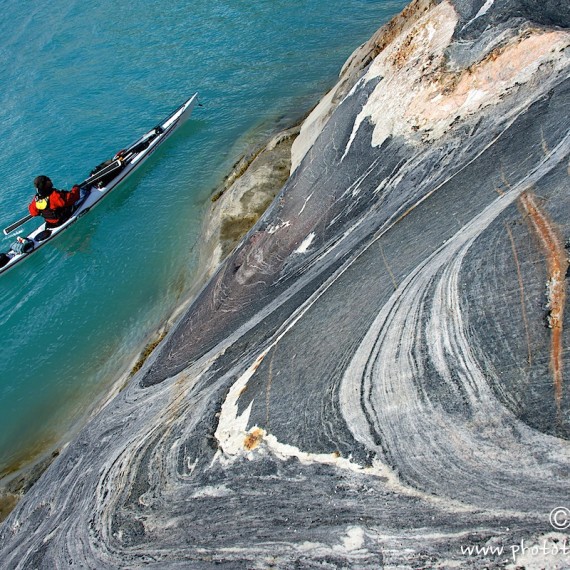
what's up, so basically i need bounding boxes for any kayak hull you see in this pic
[0,93,198,276]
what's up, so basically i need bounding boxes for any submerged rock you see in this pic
[2,0,569,567]
[200,125,301,280]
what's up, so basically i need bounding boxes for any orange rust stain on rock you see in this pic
[238,352,267,398]
[243,428,264,450]
[412,29,569,124]
[365,0,435,65]
[390,23,422,69]
[519,192,568,410]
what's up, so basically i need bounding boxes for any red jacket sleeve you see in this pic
[29,199,39,216]
[51,185,80,208]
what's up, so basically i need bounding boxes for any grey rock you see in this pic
[1,0,569,568]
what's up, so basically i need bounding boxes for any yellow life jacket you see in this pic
[35,196,49,210]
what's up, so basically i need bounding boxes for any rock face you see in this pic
[2,0,569,567]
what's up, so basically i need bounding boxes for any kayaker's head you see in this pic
[34,175,53,197]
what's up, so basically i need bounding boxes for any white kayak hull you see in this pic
[0,93,198,276]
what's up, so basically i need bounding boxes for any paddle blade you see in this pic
[3,214,33,235]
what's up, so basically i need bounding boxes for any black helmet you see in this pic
[34,175,53,197]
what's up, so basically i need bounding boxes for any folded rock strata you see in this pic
[1,0,569,567]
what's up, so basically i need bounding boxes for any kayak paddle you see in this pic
[3,214,33,236]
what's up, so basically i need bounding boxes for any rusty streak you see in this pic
[519,192,568,413]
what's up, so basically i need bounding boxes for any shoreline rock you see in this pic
[0,4,410,519]
[199,124,301,281]
[0,111,302,524]
[0,449,60,523]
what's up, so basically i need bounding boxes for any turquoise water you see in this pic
[0,0,407,476]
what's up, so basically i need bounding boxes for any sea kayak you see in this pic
[0,93,198,276]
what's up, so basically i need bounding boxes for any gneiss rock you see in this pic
[1,1,569,568]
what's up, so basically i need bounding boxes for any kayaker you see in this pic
[28,175,81,227]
